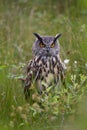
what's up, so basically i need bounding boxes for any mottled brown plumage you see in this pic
[22,33,65,100]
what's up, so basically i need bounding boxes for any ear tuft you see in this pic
[33,33,42,41]
[54,33,62,42]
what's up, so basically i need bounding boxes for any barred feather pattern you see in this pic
[23,55,65,100]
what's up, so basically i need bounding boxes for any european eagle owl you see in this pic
[22,33,65,100]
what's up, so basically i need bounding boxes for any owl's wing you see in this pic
[21,59,35,100]
[56,55,66,84]
[23,57,41,100]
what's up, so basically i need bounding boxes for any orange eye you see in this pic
[51,43,55,48]
[39,43,45,48]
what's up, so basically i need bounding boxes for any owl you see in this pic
[22,33,65,100]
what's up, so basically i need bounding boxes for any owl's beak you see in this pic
[46,48,51,56]
[46,48,50,53]
[46,47,50,53]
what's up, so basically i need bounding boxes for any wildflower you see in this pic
[80,24,86,32]
[64,59,70,64]
[85,63,87,68]
[17,106,23,113]
[74,61,77,64]
[10,121,14,127]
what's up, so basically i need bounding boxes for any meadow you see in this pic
[0,0,87,130]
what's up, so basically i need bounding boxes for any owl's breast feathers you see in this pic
[23,55,65,97]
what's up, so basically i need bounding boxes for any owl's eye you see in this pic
[39,42,46,48]
[50,43,55,48]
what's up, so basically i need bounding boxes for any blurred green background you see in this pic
[0,0,87,130]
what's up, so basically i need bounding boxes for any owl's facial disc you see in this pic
[33,33,61,57]
[40,42,57,57]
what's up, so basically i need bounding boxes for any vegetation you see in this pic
[0,0,87,130]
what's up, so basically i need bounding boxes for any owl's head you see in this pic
[32,33,62,57]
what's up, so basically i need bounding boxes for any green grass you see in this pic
[0,1,87,130]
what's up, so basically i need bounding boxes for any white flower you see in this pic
[64,59,70,64]
[74,61,77,64]
[85,63,87,67]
